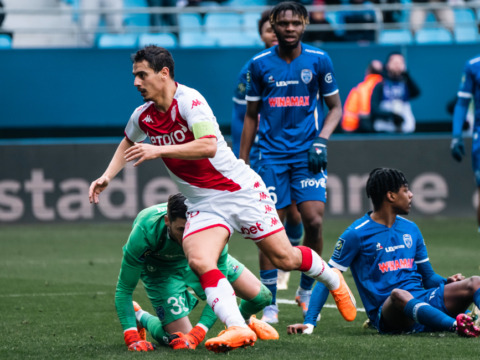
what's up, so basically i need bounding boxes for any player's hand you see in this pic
[308,137,328,174]
[124,143,162,167]
[451,137,465,162]
[446,273,465,283]
[185,325,206,349]
[88,175,110,204]
[287,323,313,335]
[124,329,155,352]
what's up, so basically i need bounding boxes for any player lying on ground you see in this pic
[287,168,480,337]
[116,194,279,352]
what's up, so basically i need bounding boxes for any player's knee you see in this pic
[187,256,213,276]
[303,215,323,232]
[271,255,297,271]
[465,276,480,295]
[390,288,412,307]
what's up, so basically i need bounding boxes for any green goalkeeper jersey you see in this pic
[115,203,229,332]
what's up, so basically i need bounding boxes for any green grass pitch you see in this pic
[1,217,480,359]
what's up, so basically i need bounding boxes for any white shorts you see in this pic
[183,172,284,242]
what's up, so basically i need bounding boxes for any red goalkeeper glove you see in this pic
[124,329,155,352]
[169,326,206,350]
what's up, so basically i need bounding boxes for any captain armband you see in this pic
[192,121,216,140]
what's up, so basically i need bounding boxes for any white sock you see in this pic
[135,309,146,323]
[204,277,247,328]
[303,251,340,291]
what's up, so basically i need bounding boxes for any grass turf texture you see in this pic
[1,217,480,359]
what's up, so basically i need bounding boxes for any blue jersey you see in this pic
[246,43,338,163]
[328,213,429,321]
[456,55,480,136]
[231,61,260,166]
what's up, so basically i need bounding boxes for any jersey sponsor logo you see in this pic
[240,222,264,235]
[378,258,414,273]
[300,177,326,189]
[143,115,153,123]
[265,205,273,213]
[301,69,313,84]
[271,217,279,226]
[268,75,275,83]
[276,80,299,87]
[384,244,405,253]
[333,239,345,258]
[324,72,333,83]
[231,264,239,273]
[376,242,383,251]
[268,96,310,107]
[403,234,413,248]
[191,99,203,109]
[149,127,188,146]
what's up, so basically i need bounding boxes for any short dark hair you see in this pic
[366,168,409,211]
[385,51,403,65]
[270,1,309,27]
[167,193,187,221]
[132,45,175,79]
[258,9,271,36]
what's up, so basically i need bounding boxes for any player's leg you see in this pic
[443,276,480,316]
[472,137,480,230]
[227,259,279,340]
[182,226,256,352]
[278,202,303,290]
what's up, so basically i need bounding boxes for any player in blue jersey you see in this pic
[287,168,480,337]
[451,54,480,231]
[232,8,304,321]
[239,1,342,323]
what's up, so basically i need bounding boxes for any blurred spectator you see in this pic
[341,60,383,133]
[0,0,12,39]
[338,0,377,42]
[80,0,124,46]
[303,0,341,43]
[372,0,402,24]
[410,0,454,36]
[370,52,420,133]
[146,0,178,34]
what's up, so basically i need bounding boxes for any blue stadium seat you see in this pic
[205,13,243,33]
[123,0,150,28]
[180,32,217,48]
[224,0,267,5]
[378,29,413,45]
[178,13,203,32]
[243,12,261,37]
[97,33,139,48]
[139,33,178,48]
[0,34,12,48]
[454,8,477,43]
[415,27,453,44]
[216,32,261,47]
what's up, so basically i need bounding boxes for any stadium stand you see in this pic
[0,33,11,48]
[138,32,177,47]
[415,27,453,44]
[378,28,413,45]
[97,33,138,48]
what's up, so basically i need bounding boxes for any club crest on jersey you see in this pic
[403,234,413,248]
[325,72,333,83]
[301,69,313,84]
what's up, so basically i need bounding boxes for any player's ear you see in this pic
[164,215,170,226]
[386,191,396,203]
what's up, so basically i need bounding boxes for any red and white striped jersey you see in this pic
[125,83,254,201]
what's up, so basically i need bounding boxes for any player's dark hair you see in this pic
[270,1,309,27]
[366,168,409,211]
[132,45,175,79]
[258,9,272,35]
[167,193,187,221]
[385,51,403,65]
[367,60,382,75]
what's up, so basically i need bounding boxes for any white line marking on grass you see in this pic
[0,291,108,298]
[277,298,365,312]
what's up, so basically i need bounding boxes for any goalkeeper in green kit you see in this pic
[115,193,279,352]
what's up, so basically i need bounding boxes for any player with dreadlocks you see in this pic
[288,168,480,337]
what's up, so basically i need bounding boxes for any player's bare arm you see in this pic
[318,92,342,139]
[239,100,261,163]
[125,137,217,167]
[447,273,465,283]
[88,137,134,204]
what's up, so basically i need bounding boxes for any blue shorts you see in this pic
[373,284,448,334]
[253,161,327,209]
[471,132,480,186]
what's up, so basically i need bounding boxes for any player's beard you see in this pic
[277,32,303,51]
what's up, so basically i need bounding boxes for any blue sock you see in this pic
[404,298,455,331]
[260,269,278,305]
[473,288,480,308]
[285,222,303,246]
[300,273,315,291]
[304,282,329,326]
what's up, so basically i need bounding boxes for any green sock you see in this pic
[239,284,272,320]
[140,312,169,346]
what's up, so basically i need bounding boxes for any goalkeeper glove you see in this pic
[308,137,328,174]
[169,326,206,350]
[124,329,155,352]
[451,137,465,162]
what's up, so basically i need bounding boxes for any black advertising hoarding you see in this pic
[0,136,475,223]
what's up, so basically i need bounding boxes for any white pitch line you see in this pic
[277,298,365,312]
[0,291,108,298]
